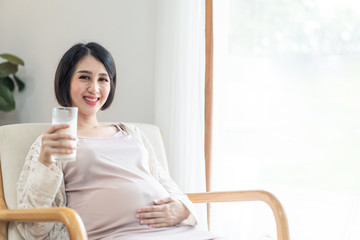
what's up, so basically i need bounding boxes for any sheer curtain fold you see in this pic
[154,0,206,194]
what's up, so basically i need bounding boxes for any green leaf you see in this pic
[13,74,25,91]
[0,82,15,111]
[0,62,18,78]
[0,77,15,92]
[0,53,24,66]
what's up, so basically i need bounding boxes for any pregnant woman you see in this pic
[17,42,217,239]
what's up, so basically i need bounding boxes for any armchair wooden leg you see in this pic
[187,190,290,240]
[0,221,8,240]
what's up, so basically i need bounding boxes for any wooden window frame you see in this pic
[205,0,213,193]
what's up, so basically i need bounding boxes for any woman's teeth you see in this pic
[84,97,98,102]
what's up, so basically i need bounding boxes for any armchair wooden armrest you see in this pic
[187,190,290,240]
[0,207,88,240]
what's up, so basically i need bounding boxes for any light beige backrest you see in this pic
[0,122,168,240]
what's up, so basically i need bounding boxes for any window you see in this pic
[210,0,360,239]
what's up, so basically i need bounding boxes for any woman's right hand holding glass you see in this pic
[38,124,76,167]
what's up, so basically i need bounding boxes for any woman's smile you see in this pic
[83,96,100,106]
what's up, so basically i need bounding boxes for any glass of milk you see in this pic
[52,107,78,161]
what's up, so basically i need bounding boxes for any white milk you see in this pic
[52,122,77,161]
[52,107,78,161]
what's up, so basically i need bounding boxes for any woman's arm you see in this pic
[125,124,198,226]
[151,158,198,226]
[16,135,69,240]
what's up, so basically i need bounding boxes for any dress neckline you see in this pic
[77,130,123,140]
[77,124,125,140]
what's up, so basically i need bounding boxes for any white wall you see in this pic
[0,0,157,125]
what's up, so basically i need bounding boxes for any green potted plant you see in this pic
[0,53,25,111]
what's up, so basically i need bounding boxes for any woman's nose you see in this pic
[88,80,99,93]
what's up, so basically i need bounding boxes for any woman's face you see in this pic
[70,55,111,117]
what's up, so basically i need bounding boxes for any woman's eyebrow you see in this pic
[77,70,91,74]
[77,70,108,76]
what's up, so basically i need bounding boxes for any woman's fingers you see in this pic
[45,124,69,134]
[136,211,163,219]
[137,204,166,213]
[137,197,174,214]
[52,132,77,140]
[43,144,75,153]
[43,138,76,149]
[136,199,188,227]
[39,124,77,167]
[44,127,76,140]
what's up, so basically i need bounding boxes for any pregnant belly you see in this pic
[67,179,170,232]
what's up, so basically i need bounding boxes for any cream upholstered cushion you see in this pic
[0,123,169,240]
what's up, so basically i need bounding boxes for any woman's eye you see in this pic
[99,78,109,82]
[79,75,90,80]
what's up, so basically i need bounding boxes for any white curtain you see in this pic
[154,0,206,215]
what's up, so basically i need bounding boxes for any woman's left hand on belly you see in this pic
[135,197,190,228]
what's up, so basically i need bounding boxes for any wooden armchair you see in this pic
[0,123,289,240]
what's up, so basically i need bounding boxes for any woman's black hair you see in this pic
[54,42,116,110]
